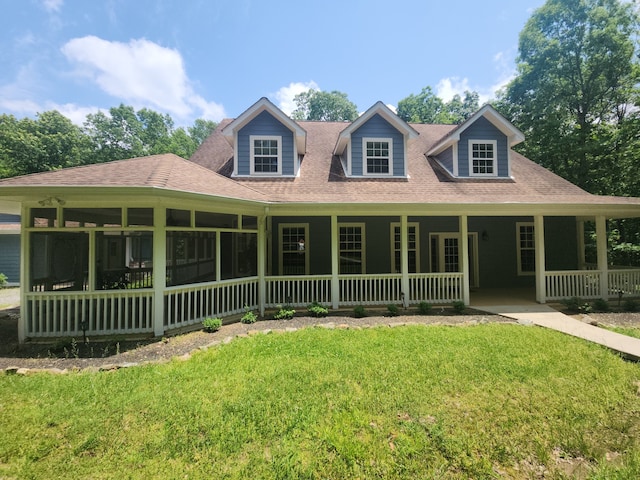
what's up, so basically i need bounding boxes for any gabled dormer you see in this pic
[222,97,306,177]
[427,104,524,179]
[334,102,418,178]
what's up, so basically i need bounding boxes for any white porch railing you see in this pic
[339,274,403,306]
[409,273,463,304]
[24,290,154,337]
[265,275,332,307]
[164,277,258,331]
[545,270,602,300]
[608,269,640,297]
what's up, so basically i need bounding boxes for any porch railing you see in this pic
[545,269,640,301]
[265,275,332,307]
[409,273,463,304]
[24,290,154,337]
[339,274,403,306]
[164,277,258,331]
[608,269,640,297]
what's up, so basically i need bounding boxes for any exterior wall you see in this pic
[350,114,405,177]
[236,110,296,176]
[458,117,509,177]
[435,146,454,175]
[0,235,20,284]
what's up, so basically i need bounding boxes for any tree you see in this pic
[397,87,480,124]
[291,90,358,121]
[499,0,640,194]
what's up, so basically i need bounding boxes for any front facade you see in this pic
[1,98,639,342]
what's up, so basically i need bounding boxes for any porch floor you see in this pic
[476,304,640,361]
[469,287,537,306]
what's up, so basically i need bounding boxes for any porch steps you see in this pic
[474,304,640,361]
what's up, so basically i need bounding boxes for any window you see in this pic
[363,138,392,175]
[390,223,419,273]
[469,140,497,176]
[517,223,535,275]
[251,135,281,174]
[339,224,365,274]
[279,224,309,275]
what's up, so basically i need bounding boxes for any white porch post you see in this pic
[331,215,339,309]
[152,207,167,336]
[459,215,470,305]
[400,215,410,307]
[596,216,609,298]
[258,214,267,316]
[18,204,29,343]
[534,215,546,303]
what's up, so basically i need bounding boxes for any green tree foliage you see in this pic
[499,0,640,195]
[291,90,358,121]
[397,87,479,124]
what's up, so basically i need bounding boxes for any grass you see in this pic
[605,325,640,339]
[1,324,640,479]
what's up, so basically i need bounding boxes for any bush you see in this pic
[592,298,610,313]
[202,317,222,332]
[623,298,639,312]
[307,302,329,318]
[452,301,466,314]
[562,297,592,314]
[353,305,367,318]
[417,301,432,315]
[241,306,258,324]
[0,273,7,289]
[274,305,296,320]
[386,304,399,317]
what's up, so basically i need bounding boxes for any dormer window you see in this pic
[364,138,393,175]
[251,136,281,175]
[469,140,497,177]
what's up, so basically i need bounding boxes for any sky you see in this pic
[0,0,546,127]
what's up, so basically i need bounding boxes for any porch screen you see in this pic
[166,231,216,287]
[30,232,89,291]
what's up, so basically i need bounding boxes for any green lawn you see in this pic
[1,324,639,479]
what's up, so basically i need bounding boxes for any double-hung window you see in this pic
[339,223,365,274]
[516,222,535,275]
[363,138,392,175]
[469,140,497,176]
[390,223,419,273]
[279,224,309,275]
[250,135,281,174]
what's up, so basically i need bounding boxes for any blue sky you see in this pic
[0,0,545,126]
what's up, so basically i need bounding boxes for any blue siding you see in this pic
[0,235,20,284]
[350,114,405,177]
[436,146,454,175]
[458,116,509,177]
[236,110,295,176]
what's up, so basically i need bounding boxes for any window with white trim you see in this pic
[390,223,419,273]
[250,135,281,174]
[517,222,535,275]
[339,223,365,274]
[279,224,309,275]
[469,140,497,176]
[363,138,392,175]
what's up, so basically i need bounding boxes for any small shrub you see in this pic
[386,304,399,317]
[241,305,258,324]
[274,305,296,320]
[0,273,7,288]
[592,298,610,313]
[417,301,432,315]
[353,305,367,318]
[452,301,466,314]
[623,298,639,312]
[307,302,329,318]
[202,317,223,332]
[562,297,592,313]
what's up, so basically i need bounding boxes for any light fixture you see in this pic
[482,230,489,241]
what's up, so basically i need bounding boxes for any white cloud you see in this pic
[42,0,63,13]
[61,36,226,121]
[272,81,319,115]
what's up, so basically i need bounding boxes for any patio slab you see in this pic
[475,304,640,361]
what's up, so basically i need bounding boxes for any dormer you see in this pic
[427,104,524,179]
[222,97,306,177]
[334,102,418,178]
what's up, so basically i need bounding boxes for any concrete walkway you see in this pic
[475,304,640,361]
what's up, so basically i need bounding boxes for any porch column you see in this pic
[459,215,470,305]
[534,215,546,303]
[18,204,28,343]
[596,216,609,298]
[258,214,267,316]
[400,215,410,307]
[331,215,339,309]
[152,207,167,336]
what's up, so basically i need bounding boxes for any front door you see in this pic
[430,233,479,288]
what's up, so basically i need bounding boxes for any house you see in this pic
[0,213,20,286]
[1,97,639,342]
